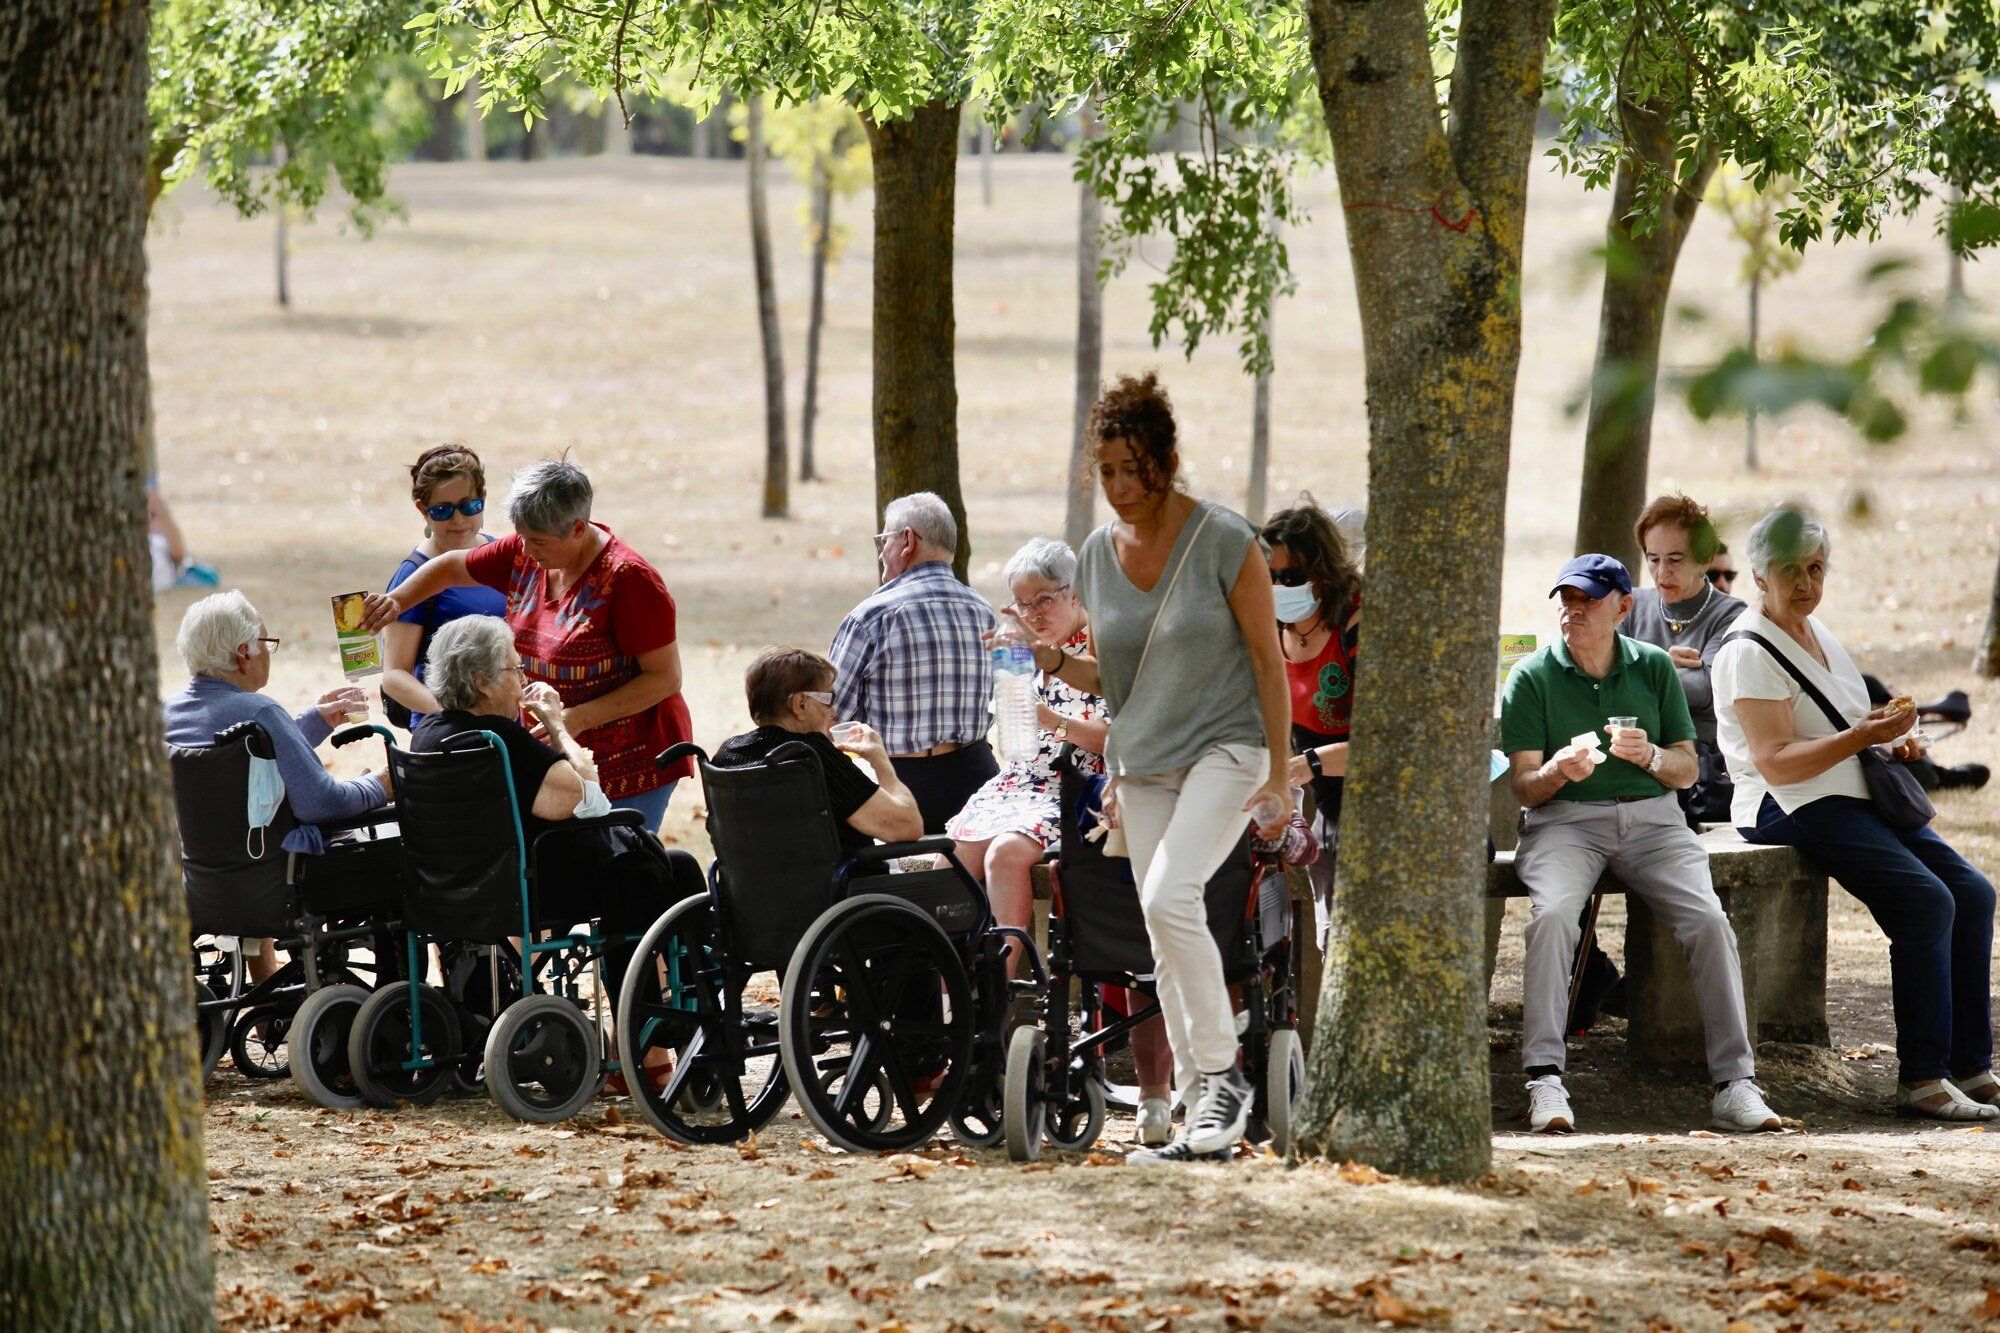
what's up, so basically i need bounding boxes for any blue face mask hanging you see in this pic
[1271,582,1321,625]
[245,755,285,859]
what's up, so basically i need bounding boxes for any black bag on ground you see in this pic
[1723,631,1934,834]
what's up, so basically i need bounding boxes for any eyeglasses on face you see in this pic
[254,636,281,654]
[872,527,909,554]
[424,496,486,522]
[1270,568,1312,587]
[1008,586,1070,616]
[796,690,834,707]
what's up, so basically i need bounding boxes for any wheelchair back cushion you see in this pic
[169,735,299,937]
[390,738,527,942]
[701,750,846,970]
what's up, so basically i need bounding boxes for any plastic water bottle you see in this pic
[989,619,1040,764]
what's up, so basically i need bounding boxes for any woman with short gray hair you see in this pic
[1714,508,1996,1120]
[361,455,696,832]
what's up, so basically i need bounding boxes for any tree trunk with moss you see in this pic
[863,101,970,579]
[0,4,215,1325]
[746,97,789,519]
[1572,109,1716,567]
[1293,0,1554,1182]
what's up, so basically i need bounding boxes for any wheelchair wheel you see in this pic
[1263,1028,1306,1156]
[949,1065,1005,1149]
[485,995,601,1123]
[228,1007,292,1080]
[288,983,370,1110]
[780,894,975,1153]
[1003,1027,1048,1162]
[348,984,461,1109]
[1047,1073,1107,1153]
[616,896,790,1144]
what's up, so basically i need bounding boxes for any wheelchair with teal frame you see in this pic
[171,721,409,1108]
[345,725,667,1122]
[614,740,1041,1151]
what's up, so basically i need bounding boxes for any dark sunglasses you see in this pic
[424,496,486,522]
[1707,568,1737,587]
[1270,568,1312,587]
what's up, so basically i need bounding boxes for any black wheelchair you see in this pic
[171,721,408,1108]
[1000,744,1306,1160]
[613,740,1036,1152]
[344,726,689,1122]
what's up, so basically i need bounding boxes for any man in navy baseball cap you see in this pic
[1548,552,1633,600]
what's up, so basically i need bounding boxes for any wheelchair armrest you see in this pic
[318,806,400,836]
[849,837,956,864]
[527,811,649,863]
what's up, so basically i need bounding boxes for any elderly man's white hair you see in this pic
[1003,536,1076,589]
[883,492,957,554]
[1744,506,1831,575]
[177,589,263,677]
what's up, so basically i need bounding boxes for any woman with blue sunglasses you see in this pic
[379,444,508,725]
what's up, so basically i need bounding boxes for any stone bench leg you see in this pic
[1748,875,1830,1047]
[1625,884,1768,1069]
[1482,897,1506,995]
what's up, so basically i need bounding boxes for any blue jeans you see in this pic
[1742,794,1995,1082]
[612,780,678,834]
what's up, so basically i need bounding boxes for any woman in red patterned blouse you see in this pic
[361,457,693,829]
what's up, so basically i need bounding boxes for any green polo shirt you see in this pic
[1500,633,1695,802]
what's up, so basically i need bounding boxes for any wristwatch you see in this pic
[1646,744,1664,775]
[1305,749,1324,779]
[1054,721,1069,743]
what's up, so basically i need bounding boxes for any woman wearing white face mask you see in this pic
[1260,502,1363,951]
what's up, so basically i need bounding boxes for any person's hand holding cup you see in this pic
[1606,716,1651,767]
[317,684,370,728]
[831,721,884,764]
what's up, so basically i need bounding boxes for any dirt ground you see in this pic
[152,152,2000,1328]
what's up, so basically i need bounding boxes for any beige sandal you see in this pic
[1957,1071,1999,1105]
[1895,1078,2000,1121]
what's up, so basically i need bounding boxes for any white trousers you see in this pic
[1117,743,1268,1100]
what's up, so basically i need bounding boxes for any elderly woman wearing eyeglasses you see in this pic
[379,445,509,726]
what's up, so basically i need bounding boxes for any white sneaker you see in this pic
[1184,1068,1254,1154]
[1711,1079,1783,1132]
[1137,1098,1173,1146]
[1128,1134,1232,1166]
[1526,1075,1573,1133]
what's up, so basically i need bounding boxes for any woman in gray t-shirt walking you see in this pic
[1026,373,1292,1164]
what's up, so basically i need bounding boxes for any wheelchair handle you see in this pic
[657,741,707,769]
[214,720,275,759]
[766,739,822,768]
[332,723,397,749]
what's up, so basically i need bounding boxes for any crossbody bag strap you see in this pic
[1722,630,1852,735]
[1128,506,1215,693]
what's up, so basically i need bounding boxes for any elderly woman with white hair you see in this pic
[411,614,703,1093]
[361,456,695,832]
[1714,508,1997,1121]
[164,590,392,980]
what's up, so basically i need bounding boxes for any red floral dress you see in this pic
[946,631,1104,847]
[466,524,695,799]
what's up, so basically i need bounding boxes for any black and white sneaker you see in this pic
[1128,1134,1233,1166]
[1184,1067,1253,1154]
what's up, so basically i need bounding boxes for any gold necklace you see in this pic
[1664,581,1715,636]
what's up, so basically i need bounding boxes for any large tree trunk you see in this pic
[1572,109,1717,567]
[746,98,789,519]
[1977,546,2000,678]
[800,150,834,483]
[1293,0,1555,1182]
[1064,98,1103,552]
[0,4,215,1323]
[863,101,969,579]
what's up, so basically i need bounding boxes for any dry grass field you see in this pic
[153,151,2000,1329]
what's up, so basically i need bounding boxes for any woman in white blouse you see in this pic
[1713,508,1996,1121]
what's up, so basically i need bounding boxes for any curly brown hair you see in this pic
[409,443,486,506]
[1085,372,1179,494]
[1633,493,1719,564]
[1260,498,1361,628]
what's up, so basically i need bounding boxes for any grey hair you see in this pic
[1744,507,1831,575]
[1003,537,1076,589]
[426,615,516,712]
[882,491,957,554]
[178,590,265,677]
[506,458,593,536]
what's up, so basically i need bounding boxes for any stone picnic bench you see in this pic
[1020,777,1833,1068]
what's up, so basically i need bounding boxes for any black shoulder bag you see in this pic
[1722,630,1933,833]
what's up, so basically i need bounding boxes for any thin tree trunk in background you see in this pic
[1745,268,1761,471]
[1977,546,2000,678]
[1064,98,1103,552]
[863,101,971,579]
[1247,301,1273,524]
[1293,0,1555,1182]
[692,111,713,159]
[980,120,994,207]
[462,74,486,162]
[0,4,215,1322]
[602,103,632,155]
[746,98,789,519]
[274,143,290,308]
[1948,184,1967,306]
[800,151,834,483]
[1572,109,1717,568]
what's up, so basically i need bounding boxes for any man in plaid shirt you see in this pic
[829,492,998,834]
